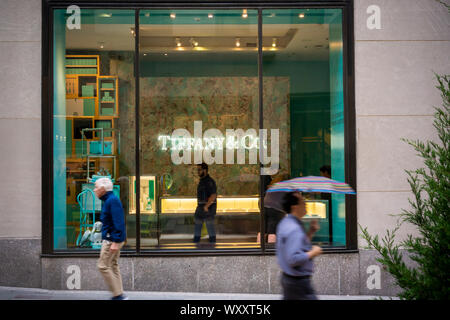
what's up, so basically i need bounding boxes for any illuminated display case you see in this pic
[161,196,260,214]
[129,175,156,214]
[304,200,328,219]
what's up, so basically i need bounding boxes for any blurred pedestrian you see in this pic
[94,177,127,300]
[276,192,322,300]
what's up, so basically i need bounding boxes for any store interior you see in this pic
[53,8,346,250]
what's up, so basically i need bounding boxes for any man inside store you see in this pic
[94,177,127,300]
[194,163,217,244]
[276,192,322,300]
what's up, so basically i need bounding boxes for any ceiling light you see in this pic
[236,38,241,47]
[272,38,277,47]
[242,9,248,18]
[299,13,305,18]
[176,37,182,47]
[100,13,112,18]
[208,13,214,19]
[99,42,105,49]
[143,53,147,56]
[170,13,176,19]
[190,38,198,47]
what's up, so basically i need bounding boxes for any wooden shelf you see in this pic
[66,65,98,68]
[66,116,95,119]
[65,54,119,182]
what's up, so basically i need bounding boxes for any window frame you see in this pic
[42,0,356,256]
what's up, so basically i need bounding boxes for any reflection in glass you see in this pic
[139,9,260,250]
[262,9,346,247]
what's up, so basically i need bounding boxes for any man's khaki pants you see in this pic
[97,240,125,297]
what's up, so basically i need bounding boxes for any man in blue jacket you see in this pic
[94,177,127,300]
[276,192,322,300]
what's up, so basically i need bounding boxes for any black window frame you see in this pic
[42,0,356,257]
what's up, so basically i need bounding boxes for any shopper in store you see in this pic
[94,177,127,300]
[276,191,322,300]
[194,163,217,244]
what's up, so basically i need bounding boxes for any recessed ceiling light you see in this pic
[236,38,241,47]
[208,13,214,19]
[299,13,305,18]
[272,38,277,47]
[242,9,248,18]
[170,13,176,19]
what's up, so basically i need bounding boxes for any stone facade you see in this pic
[0,0,449,297]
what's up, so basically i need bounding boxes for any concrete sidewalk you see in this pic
[0,286,397,300]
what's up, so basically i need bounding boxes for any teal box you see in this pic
[75,141,87,157]
[82,85,94,97]
[95,120,112,138]
[89,141,113,155]
[83,99,95,116]
[101,107,114,116]
[102,83,114,89]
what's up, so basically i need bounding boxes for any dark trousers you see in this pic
[281,273,318,300]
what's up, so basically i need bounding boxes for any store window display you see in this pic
[51,7,350,251]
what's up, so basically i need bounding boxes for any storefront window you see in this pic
[138,9,261,249]
[263,9,346,247]
[53,9,136,250]
[50,5,351,252]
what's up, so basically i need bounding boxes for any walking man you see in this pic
[94,177,127,300]
[276,192,322,300]
[193,163,217,244]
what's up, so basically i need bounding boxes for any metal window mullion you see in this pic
[257,8,266,254]
[135,9,141,254]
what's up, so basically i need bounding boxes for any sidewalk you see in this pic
[0,286,397,300]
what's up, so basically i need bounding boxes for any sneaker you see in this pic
[111,294,128,300]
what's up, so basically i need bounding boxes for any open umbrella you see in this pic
[263,176,356,211]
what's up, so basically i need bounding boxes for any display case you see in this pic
[160,196,260,214]
[304,200,328,219]
[129,175,156,214]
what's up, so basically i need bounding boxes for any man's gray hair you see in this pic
[95,177,114,191]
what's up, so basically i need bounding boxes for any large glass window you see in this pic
[53,9,136,250]
[138,9,261,250]
[50,5,351,252]
[262,9,346,247]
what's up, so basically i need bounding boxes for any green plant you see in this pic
[436,0,450,12]
[360,74,450,300]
